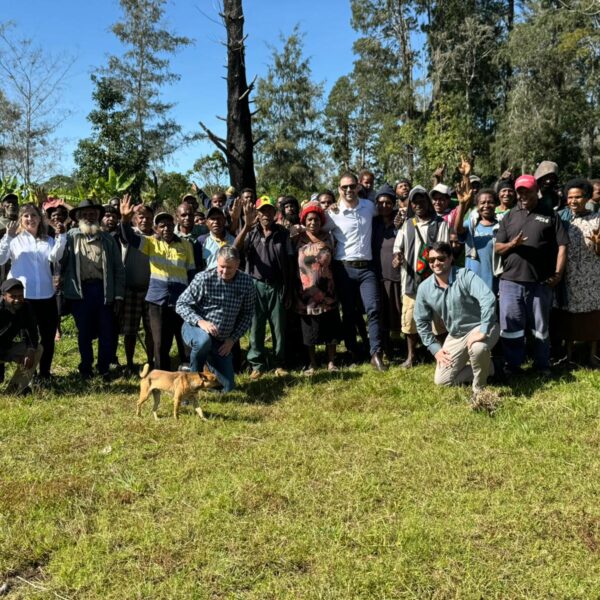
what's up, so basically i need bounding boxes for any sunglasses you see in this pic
[340,184,358,191]
[427,255,449,264]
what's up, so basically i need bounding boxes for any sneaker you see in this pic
[178,363,191,372]
[249,370,262,381]
[274,368,289,377]
[303,367,315,377]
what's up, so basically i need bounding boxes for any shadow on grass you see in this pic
[44,373,139,397]
[500,367,577,398]
[223,369,363,405]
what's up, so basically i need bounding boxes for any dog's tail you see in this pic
[140,363,151,379]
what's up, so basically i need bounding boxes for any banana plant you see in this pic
[0,176,20,200]
[89,167,136,202]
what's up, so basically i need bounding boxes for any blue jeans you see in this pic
[499,279,553,370]
[70,280,115,375]
[332,261,382,356]
[181,322,235,392]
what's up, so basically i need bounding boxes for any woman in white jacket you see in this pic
[0,203,66,380]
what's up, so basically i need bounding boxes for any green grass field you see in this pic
[1,319,599,598]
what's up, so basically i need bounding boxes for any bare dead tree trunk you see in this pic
[200,0,256,191]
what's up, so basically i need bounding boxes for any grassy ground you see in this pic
[1,318,599,599]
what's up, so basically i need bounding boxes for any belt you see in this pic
[342,260,370,268]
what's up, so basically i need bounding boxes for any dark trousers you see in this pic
[499,279,553,370]
[147,302,186,371]
[70,281,115,376]
[247,280,286,372]
[29,296,58,377]
[332,261,382,356]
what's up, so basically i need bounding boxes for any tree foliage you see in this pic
[74,0,190,196]
[74,76,148,195]
[253,27,324,196]
[326,0,600,183]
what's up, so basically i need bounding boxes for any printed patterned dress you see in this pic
[555,212,600,341]
[295,232,341,346]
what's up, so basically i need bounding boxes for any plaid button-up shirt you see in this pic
[175,268,255,342]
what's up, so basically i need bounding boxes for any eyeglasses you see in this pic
[427,256,449,264]
[340,184,357,191]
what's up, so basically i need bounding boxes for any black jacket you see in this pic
[0,299,38,350]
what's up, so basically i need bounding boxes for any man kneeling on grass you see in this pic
[175,246,255,392]
[414,242,499,406]
[0,279,43,394]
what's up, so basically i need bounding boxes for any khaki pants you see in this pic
[402,294,446,336]
[0,342,43,394]
[434,324,499,391]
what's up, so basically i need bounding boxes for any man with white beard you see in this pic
[61,200,125,380]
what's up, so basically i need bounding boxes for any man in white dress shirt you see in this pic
[327,172,386,371]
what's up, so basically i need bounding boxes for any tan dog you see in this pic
[137,364,222,420]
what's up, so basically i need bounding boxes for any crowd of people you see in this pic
[0,160,599,405]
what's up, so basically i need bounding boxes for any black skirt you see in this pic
[300,310,342,346]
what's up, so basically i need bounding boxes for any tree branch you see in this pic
[199,121,228,154]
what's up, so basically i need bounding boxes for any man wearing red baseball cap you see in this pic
[494,174,569,376]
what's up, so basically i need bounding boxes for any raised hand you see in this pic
[6,220,18,237]
[119,194,134,221]
[455,177,473,205]
[230,197,242,220]
[243,201,258,227]
[432,163,447,183]
[458,155,472,178]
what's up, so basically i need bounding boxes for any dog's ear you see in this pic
[199,372,217,387]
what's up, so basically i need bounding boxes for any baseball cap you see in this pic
[255,195,276,210]
[1,278,24,294]
[2,193,18,205]
[430,183,452,197]
[153,212,174,226]
[206,206,226,219]
[514,174,538,192]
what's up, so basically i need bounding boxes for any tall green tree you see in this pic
[348,0,423,180]
[421,0,509,176]
[493,0,600,176]
[74,76,147,193]
[253,26,324,195]
[75,0,190,193]
[323,75,357,172]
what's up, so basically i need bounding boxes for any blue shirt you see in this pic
[199,232,235,270]
[326,199,377,261]
[460,219,498,292]
[414,267,497,355]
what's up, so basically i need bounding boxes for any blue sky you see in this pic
[3,0,359,177]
